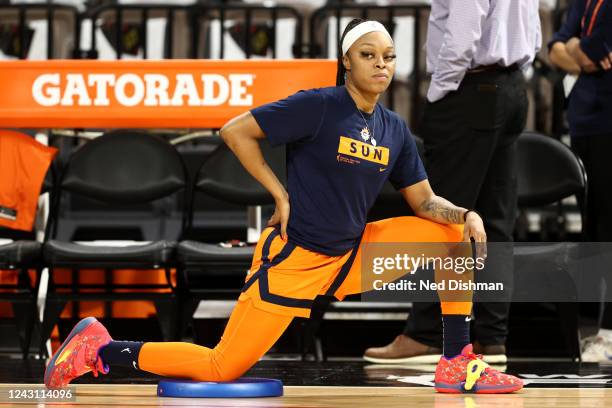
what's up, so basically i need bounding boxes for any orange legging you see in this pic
[138,298,292,381]
[139,290,469,382]
[139,217,472,382]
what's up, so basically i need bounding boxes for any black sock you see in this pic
[99,341,144,371]
[442,315,470,358]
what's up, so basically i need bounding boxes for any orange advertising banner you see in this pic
[0,59,336,129]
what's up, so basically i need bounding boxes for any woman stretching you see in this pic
[44,19,522,394]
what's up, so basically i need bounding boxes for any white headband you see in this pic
[341,21,393,55]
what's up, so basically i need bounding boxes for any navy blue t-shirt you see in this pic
[251,86,427,256]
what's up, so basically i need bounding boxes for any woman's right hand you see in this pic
[268,195,290,241]
[567,38,598,73]
[600,52,612,71]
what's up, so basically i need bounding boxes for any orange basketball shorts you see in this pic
[238,216,469,318]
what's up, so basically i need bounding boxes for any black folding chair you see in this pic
[40,131,188,356]
[515,131,587,360]
[177,139,285,333]
[0,238,43,358]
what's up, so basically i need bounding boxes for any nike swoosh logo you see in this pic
[133,361,138,370]
[55,349,71,366]
[379,168,386,172]
[121,348,131,354]
[465,316,472,322]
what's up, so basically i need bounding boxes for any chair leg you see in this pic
[12,300,37,359]
[300,296,332,362]
[178,298,200,340]
[39,298,68,358]
[557,302,581,361]
[154,298,179,341]
[25,296,41,359]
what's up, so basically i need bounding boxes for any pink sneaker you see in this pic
[434,344,523,393]
[44,317,112,389]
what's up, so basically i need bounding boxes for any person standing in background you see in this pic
[548,0,612,362]
[365,0,541,365]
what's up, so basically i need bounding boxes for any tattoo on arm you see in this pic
[418,196,465,224]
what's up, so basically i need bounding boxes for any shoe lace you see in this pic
[91,358,107,378]
[69,336,108,378]
[466,350,483,361]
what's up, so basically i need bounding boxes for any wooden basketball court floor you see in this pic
[2,359,612,407]
[1,383,611,407]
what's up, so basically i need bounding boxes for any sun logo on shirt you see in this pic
[360,127,370,141]
[360,127,377,146]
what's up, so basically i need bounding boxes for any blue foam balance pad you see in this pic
[157,377,284,398]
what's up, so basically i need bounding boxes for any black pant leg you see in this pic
[403,301,443,347]
[421,84,501,208]
[588,135,612,329]
[573,134,612,242]
[572,133,612,330]
[472,71,527,345]
[403,74,504,342]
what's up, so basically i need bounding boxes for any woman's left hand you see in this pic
[463,211,487,259]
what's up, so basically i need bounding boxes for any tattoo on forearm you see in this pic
[419,197,464,224]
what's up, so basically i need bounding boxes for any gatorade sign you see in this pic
[32,73,256,107]
[0,59,335,128]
